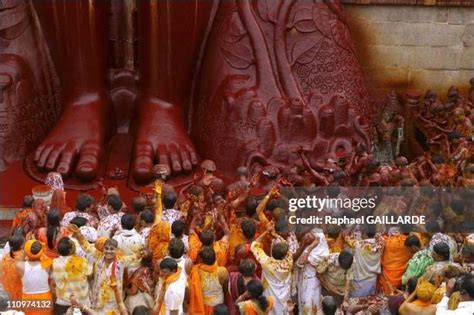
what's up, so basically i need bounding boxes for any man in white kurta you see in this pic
[296,228,330,315]
[251,229,293,315]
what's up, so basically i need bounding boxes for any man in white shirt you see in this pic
[138,210,154,243]
[113,214,145,256]
[97,195,125,238]
[152,258,185,315]
[161,190,184,225]
[437,275,474,314]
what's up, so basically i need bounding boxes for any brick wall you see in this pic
[344,5,474,97]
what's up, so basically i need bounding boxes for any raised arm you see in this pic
[256,187,279,226]
[154,180,163,224]
[68,224,99,258]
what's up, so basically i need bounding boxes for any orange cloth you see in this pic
[24,240,53,269]
[36,227,71,258]
[327,234,344,253]
[50,190,71,218]
[188,231,228,266]
[243,297,274,315]
[21,291,53,315]
[189,263,218,315]
[148,221,171,262]
[412,299,433,307]
[378,234,413,294]
[1,252,23,300]
[12,208,33,229]
[228,213,246,263]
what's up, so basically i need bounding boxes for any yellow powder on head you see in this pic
[416,281,436,302]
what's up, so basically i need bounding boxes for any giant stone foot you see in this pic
[33,94,109,181]
[132,98,198,184]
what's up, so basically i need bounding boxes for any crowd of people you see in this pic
[0,85,473,315]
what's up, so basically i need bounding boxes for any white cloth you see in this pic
[22,262,50,294]
[436,296,474,314]
[297,228,329,314]
[164,277,186,314]
[155,273,186,315]
[113,229,144,256]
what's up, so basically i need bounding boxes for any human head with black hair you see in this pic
[322,296,338,315]
[433,242,450,261]
[139,210,155,228]
[275,219,289,239]
[240,219,256,241]
[404,235,421,254]
[247,280,269,311]
[200,229,215,246]
[426,220,441,234]
[460,274,474,301]
[8,233,24,258]
[407,276,418,295]
[245,197,258,217]
[46,208,61,249]
[239,259,256,277]
[107,194,123,212]
[22,195,34,208]
[266,199,280,211]
[326,225,341,239]
[76,194,93,212]
[338,250,354,270]
[57,237,75,256]
[362,224,376,239]
[199,246,216,265]
[163,190,177,210]
[70,216,88,228]
[168,238,185,259]
[171,220,185,238]
[132,196,146,214]
[140,249,153,269]
[159,257,178,277]
[400,223,414,234]
[25,240,43,260]
[462,243,474,263]
[132,306,149,315]
[271,241,289,260]
[121,213,136,230]
[272,208,285,222]
[213,304,229,315]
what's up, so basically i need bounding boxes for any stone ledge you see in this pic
[0,208,18,220]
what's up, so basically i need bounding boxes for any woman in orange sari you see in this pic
[0,233,25,301]
[37,208,71,258]
[236,280,273,315]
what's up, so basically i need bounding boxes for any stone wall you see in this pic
[343,5,474,97]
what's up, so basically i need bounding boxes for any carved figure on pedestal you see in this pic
[372,93,404,165]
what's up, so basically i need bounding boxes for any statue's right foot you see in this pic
[33,94,109,181]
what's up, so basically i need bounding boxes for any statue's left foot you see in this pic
[132,98,198,184]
